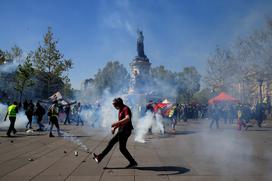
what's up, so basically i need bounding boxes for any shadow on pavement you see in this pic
[247,129,272,132]
[160,130,198,138]
[58,135,93,138]
[0,133,46,138]
[174,130,198,135]
[104,166,190,175]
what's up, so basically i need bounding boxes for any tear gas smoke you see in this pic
[61,131,88,152]
[77,90,166,143]
[264,150,272,177]
[100,94,118,129]
[0,103,28,129]
[134,112,164,143]
[80,109,98,128]
[0,104,7,121]
[195,130,253,160]
[78,77,173,143]
[77,91,117,134]
[0,61,19,73]
[152,78,177,99]
[181,121,269,176]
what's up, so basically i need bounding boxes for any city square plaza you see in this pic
[0,120,272,181]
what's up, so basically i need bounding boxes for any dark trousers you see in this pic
[64,112,70,124]
[76,115,83,126]
[256,117,263,127]
[26,114,33,128]
[237,119,246,130]
[210,118,219,128]
[7,117,17,135]
[37,115,44,129]
[49,116,60,134]
[99,131,136,164]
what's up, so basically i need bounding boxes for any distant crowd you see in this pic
[208,102,268,130]
[2,97,271,137]
[141,100,270,132]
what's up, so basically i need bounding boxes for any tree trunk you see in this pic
[19,91,23,104]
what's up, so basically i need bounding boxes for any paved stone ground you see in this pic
[0,119,272,181]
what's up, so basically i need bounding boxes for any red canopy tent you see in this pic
[208,92,239,104]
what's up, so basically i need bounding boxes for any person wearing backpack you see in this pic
[47,100,61,137]
[25,100,34,129]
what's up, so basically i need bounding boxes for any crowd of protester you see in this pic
[2,95,271,137]
[209,102,267,130]
[2,99,87,137]
[141,98,270,132]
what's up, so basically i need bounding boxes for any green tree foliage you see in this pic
[150,65,201,103]
[192,88,212,104]
[32,27,73,98]
[151,65,176,84]
[238,20,272,80]
[93,61,130,95]
[0,49,6,64]
[205,47,237,92]
[150,65,177,98]
[0,46,23,102]
[205,18,272,104]
[62,78,73,98]
[1,29,74,101]
[0,45,22,65]
[177,67,201,103]
[14,54,35,102]
[5,45,23,62]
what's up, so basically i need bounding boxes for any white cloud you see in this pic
[104,12,123,29]
[102,0,137,37]
[125,21,135,36]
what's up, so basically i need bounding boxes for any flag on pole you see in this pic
[49,92,62,101]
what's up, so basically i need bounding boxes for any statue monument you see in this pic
[137,30,146,58]
[129,30,151,93]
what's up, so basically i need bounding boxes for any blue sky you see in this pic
[1,0,272,89]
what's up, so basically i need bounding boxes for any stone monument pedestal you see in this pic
[129,56,151,94]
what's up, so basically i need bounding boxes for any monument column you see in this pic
[129,30,151,93]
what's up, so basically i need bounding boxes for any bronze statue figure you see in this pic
[137,30,146,58]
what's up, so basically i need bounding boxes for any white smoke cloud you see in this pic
[185,124,260,175]
[77,87,166,143]
[79,109,97,127]
[0,103,29,129]
[153,78,178,99]
[134,111,164,143]
[264,150,272,177]
[0,61,19,73]
[61,131,88,152]
[76,90,118,135]
[0,104,7,122]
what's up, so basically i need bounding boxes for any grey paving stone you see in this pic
[0,120,271,181]
[66,176,100,181]
[100,175,134,181]
[135,175,169,181]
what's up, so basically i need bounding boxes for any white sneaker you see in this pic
[92,153,100,163]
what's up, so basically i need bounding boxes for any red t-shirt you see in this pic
[118,105,133,133]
